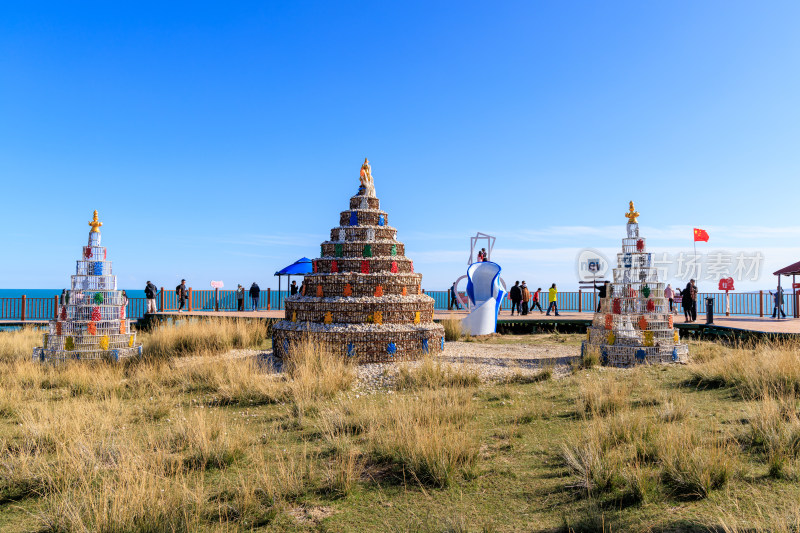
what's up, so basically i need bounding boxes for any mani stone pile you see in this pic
[272,159,445,363]
[582,202,689,367]
[33,211,142,363]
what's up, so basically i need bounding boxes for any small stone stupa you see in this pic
[272,159,445,363]
[33,211,142,363]
[582,202,689,366]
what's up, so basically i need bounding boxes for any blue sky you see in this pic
[2,1,799,291]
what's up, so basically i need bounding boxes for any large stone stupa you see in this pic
[33,211,142,363]
[581,202,689,367]
[272,159,445,363]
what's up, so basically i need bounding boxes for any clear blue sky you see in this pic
[2,1,799,291]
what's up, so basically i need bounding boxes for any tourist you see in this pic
[531,287,544,313]
[683,280,696,322]
[521,281,531,315]
[664,284,674,314]
[121,290,128,313]
[449,282,461,310]
[144,281,158,314]
[689,279,698,321]
[176,279,188,312]
[290,280,299,296]
[236,284,245,311]
[249,282,260,311]
[481,248,488,261]
[509,281,521,316]
[772,285,786,319]
[594,280,610,312]
[477,248,485,262]
[546,283,560,316]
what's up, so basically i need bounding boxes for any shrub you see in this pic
[141,318,269,361]
[658,425,733,499]
[442,318,463,341]
[395,357,480,390]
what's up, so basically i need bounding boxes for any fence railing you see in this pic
[2,289,798,322]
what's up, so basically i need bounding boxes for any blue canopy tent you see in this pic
[274,257,313,308]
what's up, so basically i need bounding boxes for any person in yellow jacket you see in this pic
[546,283,560,316]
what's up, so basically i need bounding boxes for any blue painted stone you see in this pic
[387,342,397,356]
[93,261,104,275]
[623,254,632,268]
[347,342,356,357]
[111,349,119,362]
[137,345,143,357]
[378,214,385,226]
[422,338,429,354]
[349,211,358,226]
[441,337,445,350]
[672,347,679,361]
[635,349,646,363]
[601,347,609,365]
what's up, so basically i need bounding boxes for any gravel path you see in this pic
[176,339,581,392]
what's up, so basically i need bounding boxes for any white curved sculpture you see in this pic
[461,261,506,336]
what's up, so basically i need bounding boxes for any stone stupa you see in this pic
[33,211,142,363]
[581,202,689,367]
[272,159,445,363]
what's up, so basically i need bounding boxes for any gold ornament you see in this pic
[324,312,332,325]
[88,210,103,233]
[624,201,640,224]
[607,332,615,345]
[673,330,680,343]
[128,336,134,347]
[292,311,297,322]
[374,311,383,325]
[99,335,109,350]
[414,311,420,325]
[643,331,654,347]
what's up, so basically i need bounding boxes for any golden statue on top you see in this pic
[359,158,376,197]
[88,210,103,233]
[624,201,640,224]
[359,158,372,186]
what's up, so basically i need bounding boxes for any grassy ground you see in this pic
[1,323,800,531]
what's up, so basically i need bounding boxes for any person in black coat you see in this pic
[176,280,188,312]
[145,281,158,314]
[249,282,260,311]
[509,281,522,316]
[683,281,695,322]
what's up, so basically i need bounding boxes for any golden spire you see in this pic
[624,201,640,224]
[88,210,103,233]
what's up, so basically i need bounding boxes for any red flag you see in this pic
[693,228,709,242]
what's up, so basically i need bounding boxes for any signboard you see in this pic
[793,283,800,290]
[718,278,734,291]
[210,280,224,289]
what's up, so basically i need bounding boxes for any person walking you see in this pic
[176,279,188,312]
[521,281,531,315]
[546,283,560,316]
[772,285,787,319]
[509,281,522,316]
[664,284,675,314]
[594,280,610,312]
[449,282,461,310]
[531,287,544,313]
[290,281,299,296]
[249,282,261,311]
[236,284,245,311]
[144,281,158,314]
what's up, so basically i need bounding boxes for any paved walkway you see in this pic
[151,309,799,334]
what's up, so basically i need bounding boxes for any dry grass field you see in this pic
[2,320,800,532]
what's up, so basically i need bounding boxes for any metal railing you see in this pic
[1,289,797,321]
